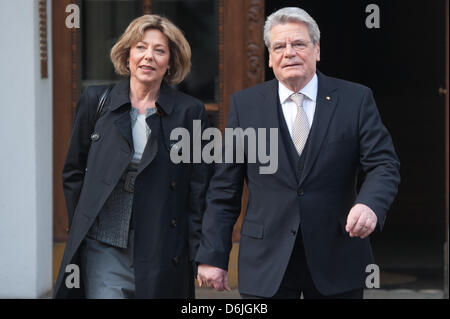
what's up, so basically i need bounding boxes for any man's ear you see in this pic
[268,51,273,68]
[315,42,321,62]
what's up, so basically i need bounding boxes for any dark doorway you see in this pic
[265,0,447,290]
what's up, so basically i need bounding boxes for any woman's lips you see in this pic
[140,66,155,72]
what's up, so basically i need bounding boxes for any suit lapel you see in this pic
[261,79,297,186]
[299,72,338,186]
[275,92,300,183]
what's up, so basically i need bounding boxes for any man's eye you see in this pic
[293,42,306,49]
[274,45,284,51]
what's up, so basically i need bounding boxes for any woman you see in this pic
[53,15,212,299]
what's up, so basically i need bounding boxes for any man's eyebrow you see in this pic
[271,41,286,47]
[272,38,307,45]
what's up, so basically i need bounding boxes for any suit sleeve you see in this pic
[195,95,246,271]
[354,88,401,231]
[62,87,96,228]
[187,104,214,276]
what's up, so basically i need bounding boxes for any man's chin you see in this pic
[283,74,305,84]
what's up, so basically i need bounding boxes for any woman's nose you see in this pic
[144,49,153,61]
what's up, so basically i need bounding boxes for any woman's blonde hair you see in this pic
[110,15,191,85]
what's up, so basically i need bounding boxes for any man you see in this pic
[195,7,400,299]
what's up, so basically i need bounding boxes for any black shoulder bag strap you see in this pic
[89,84,113,142]
[90,85,114,137]
[95,85,113,123]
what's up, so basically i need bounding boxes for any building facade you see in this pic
[0,0,448,298]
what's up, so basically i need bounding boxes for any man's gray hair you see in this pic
[263,7,321,48]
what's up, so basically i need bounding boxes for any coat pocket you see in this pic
[241,220,264,239]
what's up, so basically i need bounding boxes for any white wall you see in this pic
[0,0,53,298]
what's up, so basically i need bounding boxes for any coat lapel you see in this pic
[109,79,133,150]
[114,111,133,149]
[137,114,160,175]
[298,72,338,186]
[136,81,175,175]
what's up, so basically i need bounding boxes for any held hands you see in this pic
[345,203,378,239]
[197,264,231,291]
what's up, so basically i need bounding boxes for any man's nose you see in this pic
[284,43,295,57]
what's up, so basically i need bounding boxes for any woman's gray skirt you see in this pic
[80,229,135,299]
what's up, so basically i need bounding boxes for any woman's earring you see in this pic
[167,68,171,76]
[126,61,130,69]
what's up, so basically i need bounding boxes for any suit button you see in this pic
[297,188,304,196]
[290,230,297,236]
[90,132,100,141]
[171,181,176,190]
[172,256,179,265]
[171,219,177,228]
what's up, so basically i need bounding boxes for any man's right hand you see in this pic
[197,264,231,291]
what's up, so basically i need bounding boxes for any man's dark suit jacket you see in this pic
[195,71,400,297]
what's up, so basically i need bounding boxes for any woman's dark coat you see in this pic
[53,79,212,298]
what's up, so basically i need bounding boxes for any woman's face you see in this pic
[128,28,171,86]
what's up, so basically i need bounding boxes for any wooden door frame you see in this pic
[52,0,79,242]
[220,0,265,241]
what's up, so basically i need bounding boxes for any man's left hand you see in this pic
[345,204,378,239]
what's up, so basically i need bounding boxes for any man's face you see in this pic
[268,22,320,90]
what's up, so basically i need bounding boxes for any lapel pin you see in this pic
[326,96,331,100]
